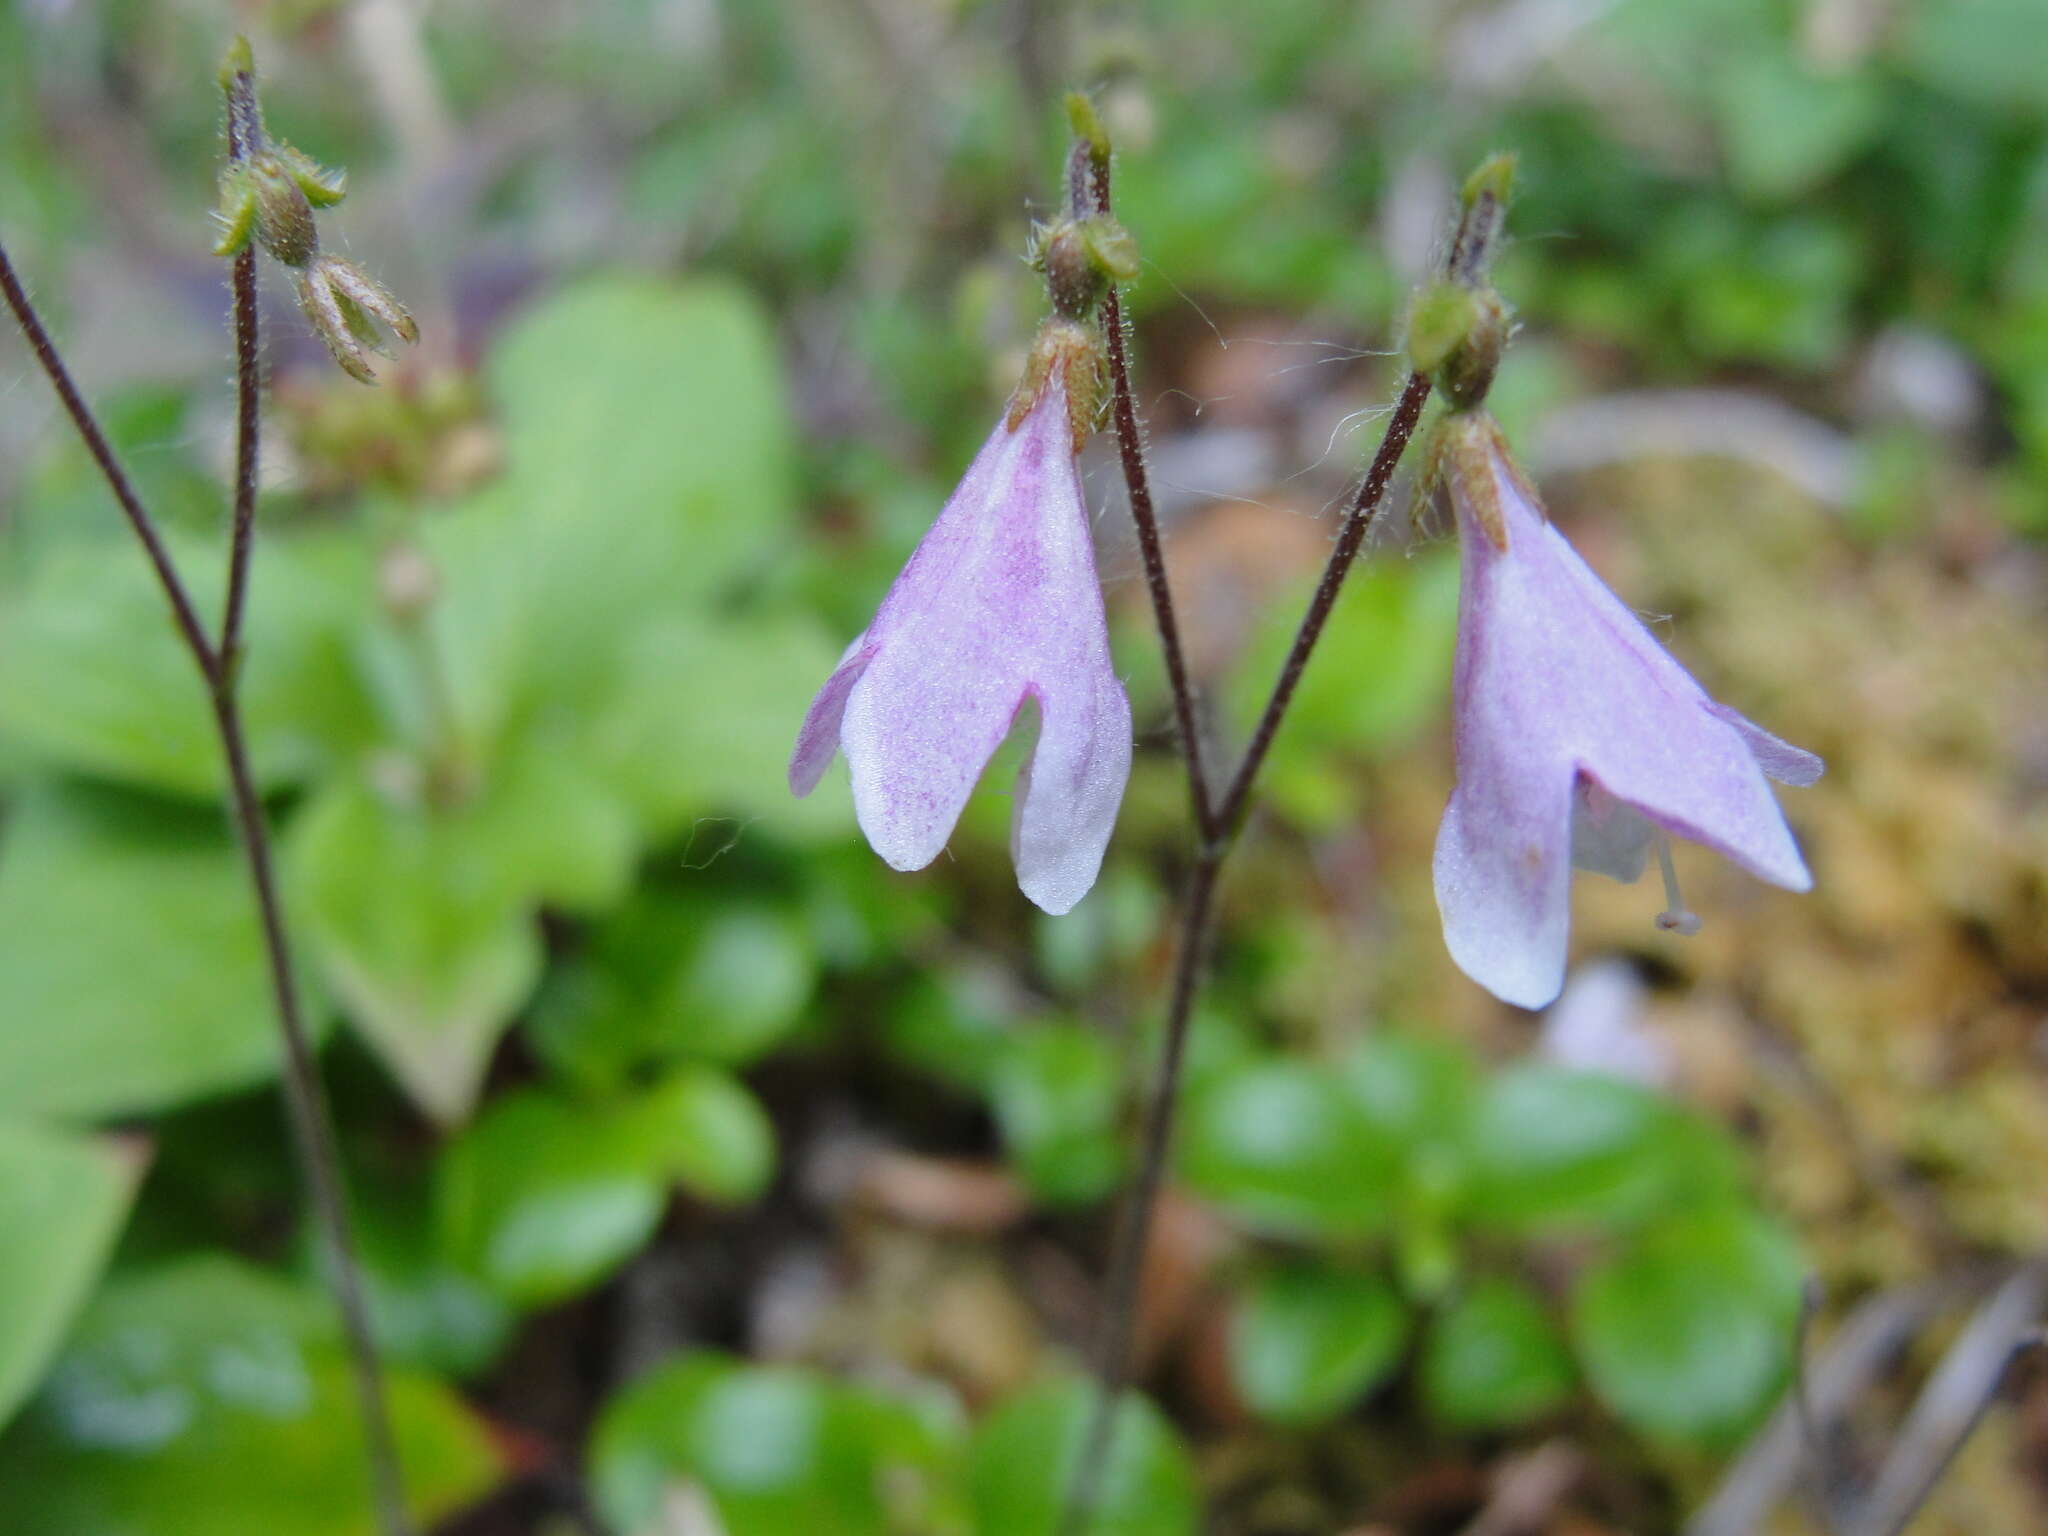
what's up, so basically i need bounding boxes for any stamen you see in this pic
[1653,835,1702,937]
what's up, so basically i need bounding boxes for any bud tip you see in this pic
[1065,92,1110,165]
[1461,152,1517,211]
[219,35,253,92]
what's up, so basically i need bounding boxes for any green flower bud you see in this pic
[1406,282,1479,376]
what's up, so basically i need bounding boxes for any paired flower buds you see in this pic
[211,37,416,385]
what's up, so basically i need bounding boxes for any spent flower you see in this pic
[212,37,416,384]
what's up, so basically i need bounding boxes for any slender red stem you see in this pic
[2,237,413,1536]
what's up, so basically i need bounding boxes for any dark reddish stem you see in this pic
[1082,149,1216,843]
[1061,147,1456,1531]
[1,237,413,1536]
[1214,368,1434,834]
[219,246,261,671]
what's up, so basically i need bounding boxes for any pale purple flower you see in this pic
[790,372,1132,915]
[1433,422,1822,1009]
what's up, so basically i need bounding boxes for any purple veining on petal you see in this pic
[789,372,1132,913]
[1432,432,1823,1008]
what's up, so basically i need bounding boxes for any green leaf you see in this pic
[1900,0,2048,116]
[1421,1277,1575,1429]
[589,612,856,843]
[1179,1060,1395,1235]
[592,1353,966,1536]
[439,1071,775,1309]
[0,786,289,1119]
[1230,1265,1407,1426]
[0,1123,143,1429]
[1338,1031,1477,1150]
[968,1378,1198,1536]
[1465,1066,1690,1231]
[664,904,818,1065]
[475,277,796,716]
[0,1256,504,1534]
[0,531,378,799]
[437,1089,663,1309]
[1572,1208,1804,1444]
[992,1024,1124,1206]
[292,748,636,1124]
[1713,52,1882,202]
[1228,555,1459,831]
[345,1184,512,1380]
[626,1067,778,1207]
[529,894,818,1087]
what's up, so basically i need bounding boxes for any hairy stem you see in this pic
[0,249,218,675]
[219,246,261,669]
[1061,855,1218,1535]
[1061,175,1457,1531]
[1,239,413,1536]
[1214,368,1434,833]
[1085,152,1216,841]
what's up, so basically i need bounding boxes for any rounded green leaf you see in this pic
[1230,1264,1408,1426]
[1466,1066,1685,1230]
[437,1090,666,1308]
[529,895,818,1086]
[632,1067,778,1206]
[293,746,636,1125]
[969,1378,1197,1536]
[0,787,286,1119]
[992,1024,1124,1206]
[1179,1060,1394,1235]
[0,531,378,799]
[591,1353,964,1536]
[1421,1276,1574,1429]
[1572,1208,1804,1445]
[0,1257,504,1534]
[664,905,817,1066]
[0,1123,143,1428]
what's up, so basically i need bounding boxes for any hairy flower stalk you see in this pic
[213,37,416,385]
[1417,207,1822,1008]
[791,131,1140,914]
[790,321,1132,914]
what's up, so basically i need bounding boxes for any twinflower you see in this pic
[1430,412,1822,1008]
[790,325,1133,915]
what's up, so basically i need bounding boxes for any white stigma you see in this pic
[1653,835,1702,937]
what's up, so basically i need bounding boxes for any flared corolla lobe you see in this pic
[1432,419,1822,1009]
[791,373,1132,915]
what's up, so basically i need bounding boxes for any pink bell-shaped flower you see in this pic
[1432,415,1821,1008]
[791,355,1132,915]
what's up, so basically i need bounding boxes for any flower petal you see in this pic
[805,372,1131,900]
[1477,450,1813,893]
[788,636,874,796]
[1705,700,1824,787]
[1434,767,1576,1011]
[1011,673,1134,915]
[1569,776,1654,883]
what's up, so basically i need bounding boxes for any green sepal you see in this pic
[278,143,349,208]
[210,167,258,257]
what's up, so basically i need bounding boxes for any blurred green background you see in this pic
[2,0,2046,1531]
